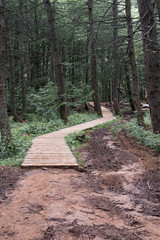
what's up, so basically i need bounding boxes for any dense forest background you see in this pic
[1,0,160,151]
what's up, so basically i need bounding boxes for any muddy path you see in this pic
[0,127,160,240]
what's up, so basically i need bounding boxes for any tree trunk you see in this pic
[137,0,160,133]
[19,0,27,120]
[124,61,136,111]
[154,0,160,21]
[112,0,120,115]
[0,5,12,145]
[87,0,102,116]
[85,33,89,84]
[2,0,23,122]
[8,40,24,122]
[125,0,144,125]
[43,0,68,123]
[71,40,75,85]
[23,0,31,88]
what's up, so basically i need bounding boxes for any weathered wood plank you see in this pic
[22,105,115,167]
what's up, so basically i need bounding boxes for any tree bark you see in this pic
[71,40,75,85]
[112,0,120,115]
[137,0,160,133]
[19,0,27,120]
[0,5,12,145]
[87,0,102,116]
[124,61,136,111]
[23,0,31,88]
[85,33,89,84]
[154,0,160,21]
[8,40,24,122]
[43,0,68,123]
[125,0,144,125]
[1,0,23,122]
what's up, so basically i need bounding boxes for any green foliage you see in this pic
[66,81,94,107]
[0,112,98,166]
[26,81,95,122]
[91,118,121,131]
[107,112,160,152]
[110,123,125,135]
[27,82,59,121]
[65,118,120,165]
[125,119,160,152]
[0,130,32,167]
[65,130,89,166]
[144,110,152,126]
[17,112,98,137]
[67,112,98,126]
[66,131,89,148]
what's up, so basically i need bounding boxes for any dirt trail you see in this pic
[0,127,160,240]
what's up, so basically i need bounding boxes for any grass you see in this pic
[0,112,99,167]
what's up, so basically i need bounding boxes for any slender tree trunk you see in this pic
[23,0,31,88]
[137,0,160,133]
[43,0,68,123]
[71,40,75,85]
[126,0,144,125]
[43,0,55,84]
[112,0,120,115]
[154,0,160,21]
[2,0,23,122]
[42,40,46,76]
[19,0,27,120]
[34,1,40,82]
[8,40,24,122]
[0,5,12,145]
[85,33,89,84]
[124,61,136,111]
[87,0,102,116]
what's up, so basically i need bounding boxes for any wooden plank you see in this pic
[22,105,115,167]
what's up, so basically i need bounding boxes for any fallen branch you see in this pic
[147,180,152,190]
[133,231,143,240]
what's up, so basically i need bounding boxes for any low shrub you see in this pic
[125,119,160,152]
[65,130,90,166]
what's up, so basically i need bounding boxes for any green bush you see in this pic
[65,130,90,166]
[66,81,94,108]
[66,131,90,150]
[0,131,32,166]
[27,82,59,120]
[144,110,152,126]
[124,119,160,152]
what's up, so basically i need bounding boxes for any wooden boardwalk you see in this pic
[22,105,115,167]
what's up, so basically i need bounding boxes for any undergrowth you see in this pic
[0,112,98,166]
[66,131,90,166]
[125,119,160,152]
[66,110,160,168]
[110,111,160,152]
[65,118,119,166]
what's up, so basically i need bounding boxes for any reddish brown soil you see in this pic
[0,126,160,240]
[0,167,28,203]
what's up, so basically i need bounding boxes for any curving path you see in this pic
[22,104,115,167]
